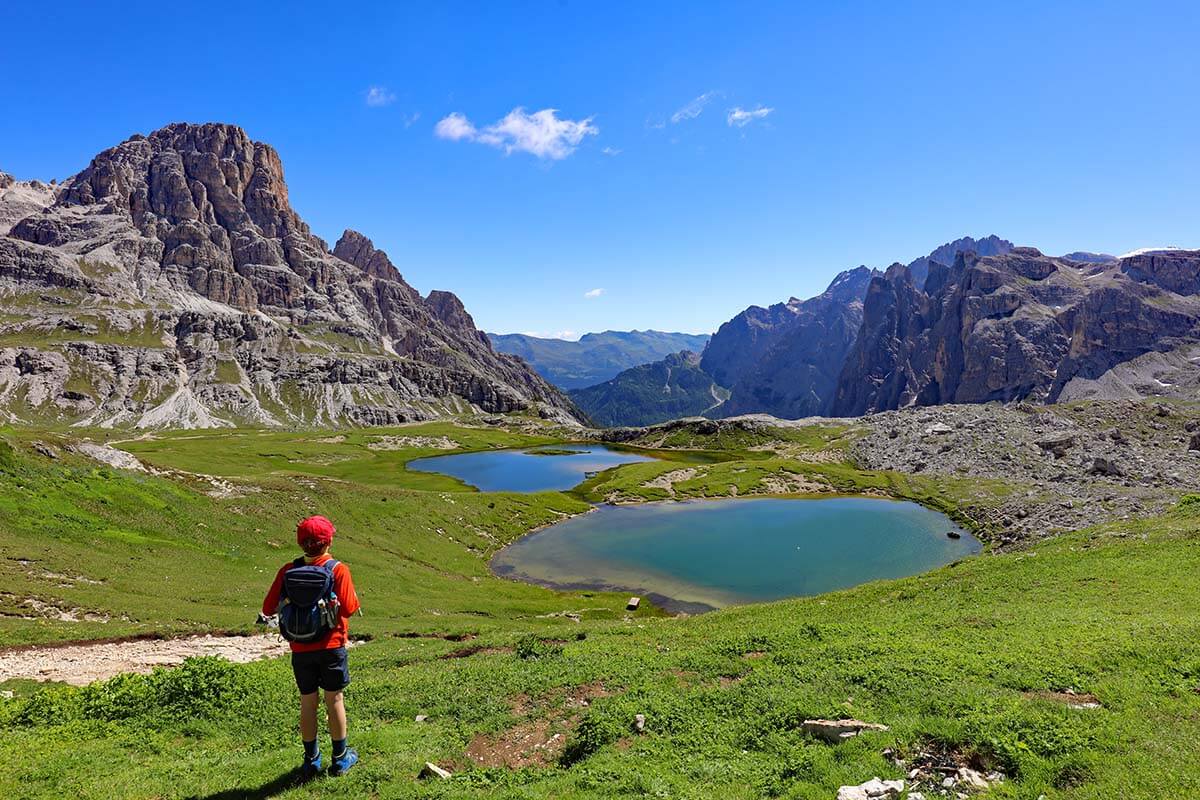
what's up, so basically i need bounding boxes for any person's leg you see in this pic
[293,652,323,771]
[324,690,347,742]
[321,648,357,774]
[300,691,321,742]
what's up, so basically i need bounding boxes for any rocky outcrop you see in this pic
[0,122,578,428]
[833,247,1200,416]
[906,234,1013,287]
[699,237,1011,422]
[332,228,400,282]
[702,267,876,419]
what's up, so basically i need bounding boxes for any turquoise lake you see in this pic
[491,497,980,612]
[406,444,659,492]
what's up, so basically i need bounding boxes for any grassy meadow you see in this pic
[0,420,1198,798]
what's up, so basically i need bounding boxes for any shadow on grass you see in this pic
[186,768,311,800]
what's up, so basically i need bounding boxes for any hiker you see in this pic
[262,514,361,778]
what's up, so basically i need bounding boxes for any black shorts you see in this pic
[291,647,351,694]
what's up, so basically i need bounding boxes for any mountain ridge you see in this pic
[488,330,710,390]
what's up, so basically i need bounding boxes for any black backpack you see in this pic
[277,558,341,642]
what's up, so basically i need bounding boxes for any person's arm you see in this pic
[333,563,360,617]
[262,566,286,616]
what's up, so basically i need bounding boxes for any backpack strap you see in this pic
[322,559,339,576]
[291,556,305,568]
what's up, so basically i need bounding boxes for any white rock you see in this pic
[835,777,903,800]
[957,767,991,789]
[419,761,451,780]
[414,714,428,722]
[802,718,889,743]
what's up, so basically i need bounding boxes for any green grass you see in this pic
[0,423,1198,798]
[628,421,859,453]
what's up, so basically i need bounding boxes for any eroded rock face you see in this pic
[704,266,876,419]
[699,237,1012,422]
[0,122,578,428]
[832,247,1200,416]
[333,228,401,282]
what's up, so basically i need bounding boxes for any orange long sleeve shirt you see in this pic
[263,554,360,652]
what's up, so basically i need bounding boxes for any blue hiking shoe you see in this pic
[300,753,322,781]
[329,748,359,776]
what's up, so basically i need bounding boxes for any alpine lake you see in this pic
[408,444,980,612]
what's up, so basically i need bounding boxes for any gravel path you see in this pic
[0,633,289,686]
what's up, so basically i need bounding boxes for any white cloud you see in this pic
[727,105,774,127]
[365,86,396,107]
[601,146,622,156]
[435,107,598,160]
[584,288,605,299]
[671,91,719,124]
[403,112,421,128]
[434,112,476,141]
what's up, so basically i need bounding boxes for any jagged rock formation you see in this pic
[832,247,1200,415]
[489,330,710,390]
[331,228,400,282]
[569,351,727,427]
[0,123,578,428]
[698,237,1014,421]
[906,234,1013,287]
[703,266,877,419]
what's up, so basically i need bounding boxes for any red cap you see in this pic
[297,515,336,548]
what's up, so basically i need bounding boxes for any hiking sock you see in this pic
[332,737,348,760]
[303,739,320,763]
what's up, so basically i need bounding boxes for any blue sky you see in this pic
[3,2,1198,337]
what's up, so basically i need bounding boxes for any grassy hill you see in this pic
[0,420,1198,798]
[569,351,729,427]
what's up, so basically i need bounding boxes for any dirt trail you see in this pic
[0,633,289,687]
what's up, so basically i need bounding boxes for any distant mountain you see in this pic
[907,234,1013,287]
[584,235,1032,425]
[0,123,576,428]
[1062,251,1116,263]
[489,330,710,390]
[703,266,877,419]
[832,247,1200,415]
[569,351,727,427]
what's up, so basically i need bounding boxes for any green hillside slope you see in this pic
[0,422,1198,798]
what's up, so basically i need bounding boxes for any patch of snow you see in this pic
[1119,246,1182,259]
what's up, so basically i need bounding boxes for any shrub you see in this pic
[515,635,563,660]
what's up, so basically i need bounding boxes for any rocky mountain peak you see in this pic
[908,234,1014,287]
[0,121,578,428]
[425,289,479,334]
[822,265,878,303]
[332,228,400,282]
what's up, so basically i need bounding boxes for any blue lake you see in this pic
[406,444,659,492]
[491,497,981,612]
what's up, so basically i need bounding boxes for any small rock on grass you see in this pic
[802,718,889,743]
[633,713,646,732]
[415,714,428,723]
[419,762,451,780]
[835,777,903,799]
